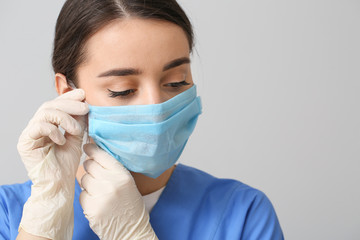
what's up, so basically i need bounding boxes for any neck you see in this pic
[76,164,175,196]
[130,166,176,195]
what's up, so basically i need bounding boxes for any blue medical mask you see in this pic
[87,85,202,178]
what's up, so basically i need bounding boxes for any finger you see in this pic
[27,122,66,145]
[83,159,106,179]
[79,190,93,214]
[43,99,89,116]
[81,173,101,196]
[63,114,88,140]
[75,114,88,132]
[56,88,86,101]
[35,109,82,136]
[83,143,127,171]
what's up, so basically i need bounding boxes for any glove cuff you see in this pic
[19,183,76,239]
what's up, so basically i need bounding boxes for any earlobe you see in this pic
[55,73,73,96]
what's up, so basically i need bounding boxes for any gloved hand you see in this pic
[80,143,158,240]
[17,89,89,239]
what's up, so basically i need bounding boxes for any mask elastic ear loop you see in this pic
[84,99,90,145]
[79,101,90,191]
[80,123,90,165]
[67,80,77,90]
[66,79,89,189]
[85,117,91,144]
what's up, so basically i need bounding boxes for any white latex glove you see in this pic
[17,89,89,239]
[80,143,158,240]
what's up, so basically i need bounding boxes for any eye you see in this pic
[107,89,136,98]
[165,80,190,88]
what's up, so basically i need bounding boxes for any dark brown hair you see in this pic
[52,0,194,87]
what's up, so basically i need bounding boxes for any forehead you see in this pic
[83,18,190,69]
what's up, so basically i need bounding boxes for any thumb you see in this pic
[74,114,88,135]
[83,143,128,173]
[64,114,87,140]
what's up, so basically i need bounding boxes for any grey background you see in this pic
[0,1,359,239]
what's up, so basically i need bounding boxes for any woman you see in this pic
[0,0,284,239]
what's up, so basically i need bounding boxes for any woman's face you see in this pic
[76,18,194,106]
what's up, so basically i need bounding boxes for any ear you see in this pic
[55,73,74,96]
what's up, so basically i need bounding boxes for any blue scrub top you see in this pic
[0,164,284,240]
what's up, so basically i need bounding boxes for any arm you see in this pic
[15,89,89,239]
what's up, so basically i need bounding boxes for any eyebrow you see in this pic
[97,57,191,78]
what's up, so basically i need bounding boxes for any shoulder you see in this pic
[0,180,32,239]
[175,163,263,199]
[215,181,284,239]
[0,180,32,215]
[176,164,284,239]
[0,180,32,203]
[175,164,277,212]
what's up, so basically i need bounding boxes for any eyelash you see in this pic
[108,89,136,98]
[107,80,190,98]
[165,80,190,88]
